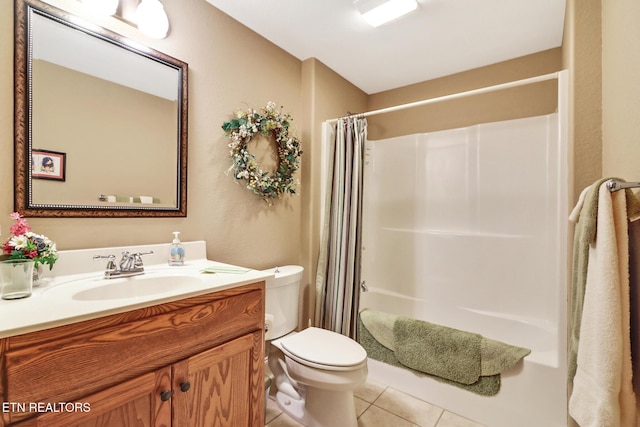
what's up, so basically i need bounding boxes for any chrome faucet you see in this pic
[93,251,154,279]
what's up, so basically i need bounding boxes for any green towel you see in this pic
[481,336,531,376]
[357,311,530,396]
[568,179,605,385]
[394,316,530,383]
[359,308,398,351]
[394,316,482,385]
[357,316,501,396]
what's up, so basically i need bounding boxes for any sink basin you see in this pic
[70,274,204,301]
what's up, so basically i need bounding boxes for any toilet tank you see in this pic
[263,265,304,340]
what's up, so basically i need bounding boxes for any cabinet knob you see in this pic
[160,390,173,401]
[180,381,191,392]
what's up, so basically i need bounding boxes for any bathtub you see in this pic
[360,288,567,427]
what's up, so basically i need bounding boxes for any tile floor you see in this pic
[265,378,486,427]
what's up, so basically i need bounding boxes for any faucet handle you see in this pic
[93,254,117,270]
[132,251,154,267]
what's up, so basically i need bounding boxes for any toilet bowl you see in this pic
[263,266,368,427]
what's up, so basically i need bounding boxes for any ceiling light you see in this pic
[81,0,119,16]
[354,0,418,27]
[136,0,170,39]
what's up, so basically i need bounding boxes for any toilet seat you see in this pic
[277,327,367,371]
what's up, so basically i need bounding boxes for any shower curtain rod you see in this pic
[325,71,560,124]
[607,179,640,192]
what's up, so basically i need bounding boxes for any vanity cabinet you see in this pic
[0,282,265,427]
[11,367,172,427]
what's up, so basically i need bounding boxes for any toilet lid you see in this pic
[280,327,367,369]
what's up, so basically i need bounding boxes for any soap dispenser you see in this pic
[168,231,185,266]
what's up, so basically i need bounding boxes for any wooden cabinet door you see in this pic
[171,331,264,427]
[13,368,171,427]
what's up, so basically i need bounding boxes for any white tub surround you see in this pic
[360,110,568,427]
[0,240,273,339]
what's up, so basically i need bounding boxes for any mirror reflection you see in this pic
[15,0,188,217]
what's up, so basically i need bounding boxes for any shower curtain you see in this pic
[315,116,367,339]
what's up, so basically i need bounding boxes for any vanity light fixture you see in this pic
[354,0,418,27]
[135,0,170,39]
[81,0,119,16]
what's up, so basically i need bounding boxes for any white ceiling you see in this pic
[206,0,566,94]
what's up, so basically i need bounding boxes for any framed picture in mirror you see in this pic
[32,149,66,181]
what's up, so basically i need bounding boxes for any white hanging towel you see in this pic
[569,181,636,426]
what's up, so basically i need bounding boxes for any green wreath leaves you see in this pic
[222,102,302,205]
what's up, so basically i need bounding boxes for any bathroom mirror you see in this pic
[14,0,188,217]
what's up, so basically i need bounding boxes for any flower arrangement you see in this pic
[2,212,58,270]
[222,101,302,205]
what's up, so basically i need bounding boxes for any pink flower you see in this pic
[8,212,30,236]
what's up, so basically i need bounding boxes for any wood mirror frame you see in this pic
[14,0,188,217]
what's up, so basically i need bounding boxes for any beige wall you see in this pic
[367,48,562,140]
[563,0,602,201]
[602,0,640,177]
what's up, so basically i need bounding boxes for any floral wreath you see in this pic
[222,102,302,204]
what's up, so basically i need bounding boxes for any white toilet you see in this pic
[264,266,368,427]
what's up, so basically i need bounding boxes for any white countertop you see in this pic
[0,241,273,339]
